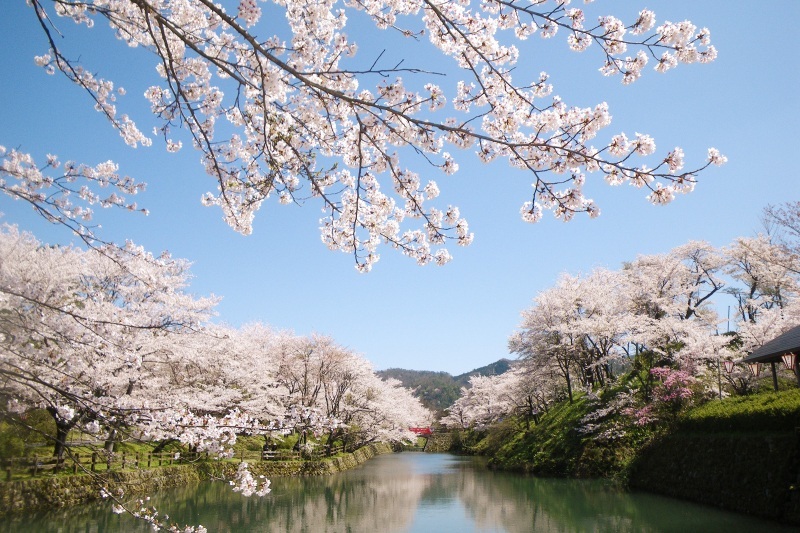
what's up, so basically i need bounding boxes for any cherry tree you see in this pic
[491,362,561,429]
[764,201,800,267]
[623,241,725,325]
[440,384,475,429]
[561,268,629,387]
[0,224,218,460]
[270,332,429,449]
[221,323,288,419]
[441,374,510,429]
[509,269,630,402]
[271,333,351,442]
[0,224,289,529]
[725,235,798,326]
[340,373,432,446]
[509,277,580,402]
[723,234,800,371]
[129,323,290,455]
[619,242,725,393]
[10,1,724,270]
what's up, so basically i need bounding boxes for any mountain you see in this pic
[378,358,513,413]
[453,359,512,385]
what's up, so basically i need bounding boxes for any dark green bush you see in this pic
[679,388,800,433]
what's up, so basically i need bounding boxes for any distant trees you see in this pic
[441,361,559,430]
[443,227,800,432]
[271,332,431,449]
[378,360,512,413]
[377,369,461,413]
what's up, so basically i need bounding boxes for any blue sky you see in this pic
[1,1,798,374]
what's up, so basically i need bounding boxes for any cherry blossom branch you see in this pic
[23,0,725,273]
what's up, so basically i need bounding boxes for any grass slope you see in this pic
[478,389,800,479]
[472,388,800,524]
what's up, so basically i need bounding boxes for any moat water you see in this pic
[1,453,794,532]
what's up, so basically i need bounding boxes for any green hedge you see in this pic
[679,388,800,433]
[628,430,800,523]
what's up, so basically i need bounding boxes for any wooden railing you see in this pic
[2,450,207,481]
[252,444,344,462]
[3,444,348,481]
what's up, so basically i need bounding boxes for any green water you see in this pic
[1,453,795,532]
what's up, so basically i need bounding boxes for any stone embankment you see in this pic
[424,432,453,452]
[0,442,392,515]
[628,430,800,525]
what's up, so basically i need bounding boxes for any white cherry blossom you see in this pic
[15,0,722,271]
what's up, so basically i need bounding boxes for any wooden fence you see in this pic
[2,445,347,481]
[2,450,202,481]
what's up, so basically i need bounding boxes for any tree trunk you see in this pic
[565,368,573,404]
[53,423,70,462]
[104,429,117,454]
[45,406,75,461]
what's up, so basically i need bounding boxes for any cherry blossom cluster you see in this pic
[0,146,147,241]
[26,0,723,270]
[624,367,698,426]
[32,42,150,148]
[649,366,696,402]
[230,462,272,497]
[107,493,208,532]
[136,410,253,458]
[575,391,635,443]
[272,332,431,444]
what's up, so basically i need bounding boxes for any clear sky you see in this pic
[1,1,798,375]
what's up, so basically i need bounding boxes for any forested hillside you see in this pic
[378,359,512,413]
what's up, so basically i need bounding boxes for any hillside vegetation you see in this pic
[459,388,800,524]
[378,359,511,412]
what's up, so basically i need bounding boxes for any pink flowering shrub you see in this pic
[626,367,698,426]
[650,367,696,403]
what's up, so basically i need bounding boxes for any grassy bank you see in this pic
[0,442,392,515]
[468,395,654,478]
[460,389,800,524]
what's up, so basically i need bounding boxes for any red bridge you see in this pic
[409,427,433,436]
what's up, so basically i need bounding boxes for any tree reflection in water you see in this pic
[1,454,795,532]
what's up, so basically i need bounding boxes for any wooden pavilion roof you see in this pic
[742,324,800,363]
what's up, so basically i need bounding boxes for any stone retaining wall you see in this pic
[424,432,453,452]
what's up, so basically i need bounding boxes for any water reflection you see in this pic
[1,453,794,532]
